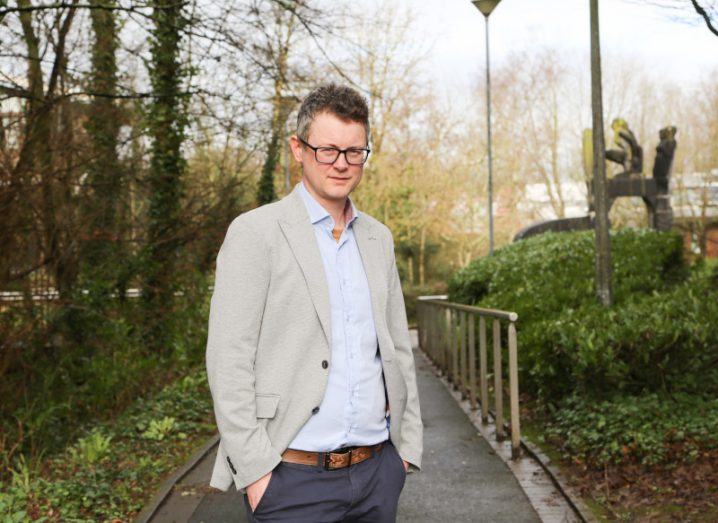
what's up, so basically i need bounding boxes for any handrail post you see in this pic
[459,311,469,398]
[451,309,459,389]
[468,313,477,410]
[444,308,451,376]
[509,321,521,459]
[493,319,505,441]
[429,305,436,363]
[479,316,488,424]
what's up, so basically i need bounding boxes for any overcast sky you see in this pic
[391,0,718,94]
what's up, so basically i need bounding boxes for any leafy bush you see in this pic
[544,393,718,467]
[447,229,718,401]
[69,430,112,466]
[449,229,687,323]
[524,269,718,399]
[1,273,211,474]
[0,366,215,522]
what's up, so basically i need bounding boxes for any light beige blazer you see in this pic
[205,181,423,492]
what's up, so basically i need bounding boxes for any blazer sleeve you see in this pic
[385,228,423,471]
[205,217,283,491]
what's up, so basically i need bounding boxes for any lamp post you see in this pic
[589,0,613,306]
[472,0,502,255]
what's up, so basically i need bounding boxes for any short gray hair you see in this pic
[296,83,370,144]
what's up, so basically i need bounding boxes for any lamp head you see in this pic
[472,0,502,17]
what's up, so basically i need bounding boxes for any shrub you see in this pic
[447,229,717,401]
[545,393,718,467]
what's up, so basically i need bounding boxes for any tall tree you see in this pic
[256,4,297,205]
[12,1,80,300]
[143,0,189,352]
[81,0,123,301]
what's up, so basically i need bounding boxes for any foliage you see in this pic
[0,368,215,522]
[447,229,718,401]
[141,416,182,441]
[68,430,112,467]
[0,275,211,478]
[544,393,718,468]
[523,268,718,400]
[448,228,687,321]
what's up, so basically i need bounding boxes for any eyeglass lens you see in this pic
[316,147,368,165]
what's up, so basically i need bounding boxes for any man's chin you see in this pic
[323,185,352,200]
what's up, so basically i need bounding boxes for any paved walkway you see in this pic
[148,336,542,522]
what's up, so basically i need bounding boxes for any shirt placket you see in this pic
[336,227,358,436]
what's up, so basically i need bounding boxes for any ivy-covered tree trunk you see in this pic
[257,129,280,205]
[256,6,294,205]
[143,0,188,353]
[81,0,122,303]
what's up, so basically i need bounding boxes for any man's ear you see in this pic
[289,135,304,163]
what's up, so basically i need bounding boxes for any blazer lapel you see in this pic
[353,215,388,338]
[277,184,332,348]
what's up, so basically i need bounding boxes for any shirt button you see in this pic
[312,406,320,414]
[322,360,328,369]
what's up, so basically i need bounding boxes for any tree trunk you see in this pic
[82,0,122,300]
[257,8,295,205]
[143,0,188,352]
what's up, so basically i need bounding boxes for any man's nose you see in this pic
[333,151,349,171]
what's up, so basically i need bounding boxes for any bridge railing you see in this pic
[416,295,521,459]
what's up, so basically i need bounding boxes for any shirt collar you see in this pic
[298,179,360,229]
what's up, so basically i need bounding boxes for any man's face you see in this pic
[290,111,367,205]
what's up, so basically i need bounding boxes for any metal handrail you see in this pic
[416,295,521,459]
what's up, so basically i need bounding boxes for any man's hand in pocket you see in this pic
[247,470,272,512]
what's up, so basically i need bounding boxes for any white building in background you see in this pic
[517,172,718,222]
[516,171,718,257]
[517,181,589,221]
[671,170,718,221]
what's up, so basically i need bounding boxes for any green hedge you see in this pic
[448,229,717,401]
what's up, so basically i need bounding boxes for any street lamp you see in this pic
[472,0,502,255]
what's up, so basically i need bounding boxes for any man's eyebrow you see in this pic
[317,142,367,149]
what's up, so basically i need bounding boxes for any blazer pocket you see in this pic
[255,393,280,418]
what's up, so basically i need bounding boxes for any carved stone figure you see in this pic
[605,118,643,177]
[652,126,677,193]
[515,122,677,241]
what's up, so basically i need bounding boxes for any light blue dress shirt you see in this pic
[287,179,389,452]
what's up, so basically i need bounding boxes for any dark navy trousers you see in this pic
[242,439,407,522]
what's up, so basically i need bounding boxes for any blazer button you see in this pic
[312,406,320,414]
[226,456,237,474]
[322,360,328,369]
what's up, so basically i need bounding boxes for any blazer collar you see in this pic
[277,181,385,349]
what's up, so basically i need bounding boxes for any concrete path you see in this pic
[148,335,541,522]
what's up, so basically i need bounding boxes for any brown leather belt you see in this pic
[281,441,387,470]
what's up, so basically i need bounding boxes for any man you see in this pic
[205,83,423,522]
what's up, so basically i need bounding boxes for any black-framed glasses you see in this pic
[298,137,371,165]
